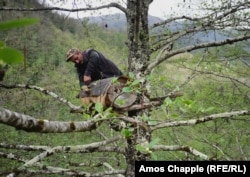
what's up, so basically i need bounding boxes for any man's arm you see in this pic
[84,51,100,84]
[76,66,85,87]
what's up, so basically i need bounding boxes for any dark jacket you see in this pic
[75,49,123,86]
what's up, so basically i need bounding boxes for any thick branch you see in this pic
[0,107,98,133]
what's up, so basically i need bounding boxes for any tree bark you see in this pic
[125,0,153,176]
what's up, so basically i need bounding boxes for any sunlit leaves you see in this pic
[94,102,103,113]
[0,47,24,64]
[122,86,132,93]
[121,127,133,138]
[122,73,141,93]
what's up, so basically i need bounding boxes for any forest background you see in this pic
[0,0,249,177]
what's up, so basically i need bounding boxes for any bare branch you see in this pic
[0,142,125,154]
[151,110,250,131]
[151,1,250,30]
[0,143,49,151]
[1,150,125,177]
[150,15,201,29]
[200,138,231,160]
[6,167,124,177]
[185,67,250,89]
[230,121,248,160]
[24,135,122,166]
[147,34,250,71]
[0,151,26,162]
[150,2,250,62]
[103,162,125,177]
[0,136,124,176]
[0,83,82,112]
[0,2,127,14]
[151,145,209,160]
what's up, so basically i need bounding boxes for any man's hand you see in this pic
[81,85,90,94]
[84,75,91,85]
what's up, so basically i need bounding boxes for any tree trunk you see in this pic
[126,0,151,74]
[125,127,151,177]
[125,0,152,176]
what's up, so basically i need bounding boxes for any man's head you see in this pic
[66,48,83,64]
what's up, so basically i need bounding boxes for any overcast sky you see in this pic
[149,0,203,18]
[40,0,203,19]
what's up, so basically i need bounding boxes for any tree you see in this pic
[0,0,250,176]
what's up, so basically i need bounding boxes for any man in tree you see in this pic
[66,48,123,88]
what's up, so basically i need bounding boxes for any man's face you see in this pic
[69,52,83,64]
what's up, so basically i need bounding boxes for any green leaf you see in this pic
[0,47,23,64]
[182,99,193,106]
[0,18,39,31]
[111,77,119,84]
[115,98,125,106]
[131,79,140,86]
[148,138,160,148]
[121,128,132,138]
[148,119,159,126]
[128,72,134,79]
[163,97,172,106]
[94,103,103,113]
[204,107,215,112]
[135,144,146,152]
[160,105,168,114]
[122,87,131,93]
